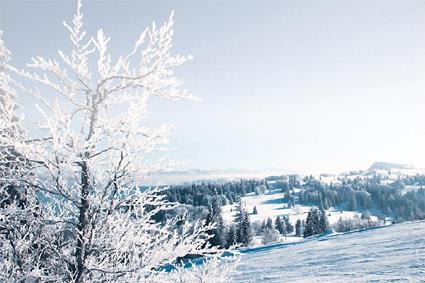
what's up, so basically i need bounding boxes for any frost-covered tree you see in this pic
[0,2,237,282]
[332,216,379,233]
[0,31,50,283]
[261,228,279,245]
[0,31,27,196]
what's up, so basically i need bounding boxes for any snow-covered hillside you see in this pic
[222,188,379,242]
[222,190,372,226]
[233,221,425,282]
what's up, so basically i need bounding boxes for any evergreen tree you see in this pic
[266,217,274,230]
[253,206,258,214]
[304,207,321,237]
[234,198,253,246]
[275,217,284,235]
[304,207,329,237]
[319,207,330,233]
[295,219,302,237]
[205,196,227,248]
[240,210,253,246]
[226,225,238,248]
[304,213,315,237]
[260,219,266,233]
[283,215,294,234]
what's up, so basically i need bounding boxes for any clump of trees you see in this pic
[303,207,330,237]
[164,179,266,207]
[298,175,425,222]
[333,216,380,232]
[203,197,254,249]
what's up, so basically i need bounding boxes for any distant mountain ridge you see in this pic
[143,163,419,186]
[143,168,284,186]
[368,161,413,172]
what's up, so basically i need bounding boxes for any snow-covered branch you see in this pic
[0,1,237,282]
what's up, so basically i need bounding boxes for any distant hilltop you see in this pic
[368,161,413,172]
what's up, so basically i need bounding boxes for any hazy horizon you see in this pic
[1,0,425,173]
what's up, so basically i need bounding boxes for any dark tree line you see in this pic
[164,180,266,207]
[298,175,425,222]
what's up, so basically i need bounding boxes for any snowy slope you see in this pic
[222,190,377,227]
[232,221,425,282]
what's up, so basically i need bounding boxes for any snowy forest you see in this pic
[154,173,425,250]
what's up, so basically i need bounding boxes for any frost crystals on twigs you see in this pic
[0,1,237,282]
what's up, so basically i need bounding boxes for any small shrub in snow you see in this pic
[262,228,280,244]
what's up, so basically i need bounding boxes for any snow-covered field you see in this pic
[222,190,313,226]
[222,189,377,227]
[233,221,425,282]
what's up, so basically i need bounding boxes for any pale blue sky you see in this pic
[1,0,425,173]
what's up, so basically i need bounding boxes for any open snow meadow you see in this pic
[222,189,379,226]
[233,221,425,282]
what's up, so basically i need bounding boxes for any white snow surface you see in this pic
[222,190,377,228]
[232,221,425,282]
